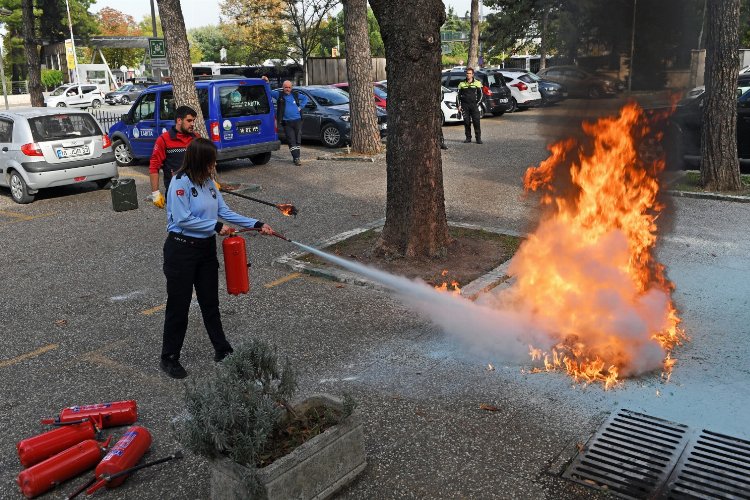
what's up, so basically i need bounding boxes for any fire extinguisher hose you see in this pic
[84,451,184,495]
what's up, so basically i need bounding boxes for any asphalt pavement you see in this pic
[1,95,747,499]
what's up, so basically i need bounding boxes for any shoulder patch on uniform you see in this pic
[176,189,185,196]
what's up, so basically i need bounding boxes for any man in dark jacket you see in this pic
[149,106,199,207]
[456,68,484,144]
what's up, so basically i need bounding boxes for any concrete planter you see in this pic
[210,394,367,500]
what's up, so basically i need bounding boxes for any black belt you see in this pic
[168,232,215,247]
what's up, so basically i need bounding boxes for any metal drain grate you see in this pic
[664,430,750,499]
[563,409,691,498]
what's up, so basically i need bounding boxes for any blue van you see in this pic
[109,78,280,166]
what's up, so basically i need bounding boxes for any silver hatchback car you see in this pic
[0,108,117,204]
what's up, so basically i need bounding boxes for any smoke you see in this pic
[292,241,551,363]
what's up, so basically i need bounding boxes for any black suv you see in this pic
[441,69,513,117]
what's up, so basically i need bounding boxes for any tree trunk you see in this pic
[342,0,381,154]
[467,0,479,68]
[700,0,741,191]
[370,0,450,258]
[156,0,207,137]
[539,7,549,70]
[21,0,44,106]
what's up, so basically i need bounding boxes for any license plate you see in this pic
[498,98,509,103]
[238,125,260,134]
[531,85,538,92]
[56,145,90,159]
[379,123,387,130]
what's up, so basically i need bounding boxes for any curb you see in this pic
[273,219,522,300]
[667,189,750,203]
[315,154,384,162]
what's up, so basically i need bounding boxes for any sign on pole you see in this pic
[149,38,168,70]
[65,39,76,69]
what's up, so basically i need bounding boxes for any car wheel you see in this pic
[508,97,518,113]
[120,96,130,105]
[9,170,34,204]
[91,99,101,109]
[56,102,66,107]
[588,86,601,99]
[440,112,445,126]
[113,139,135,167]
[250,152,271,165]
[479,102,487,118]
[321,124,344,148]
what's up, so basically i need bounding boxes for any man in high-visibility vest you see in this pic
[456,67,483,144]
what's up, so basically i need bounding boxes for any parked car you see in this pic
[441,86,462,125]
[109,78,281,167]
[0,108,117,203]
[274,85,387,148]
[738,74,750,96]
[492,70,543,111]
[330,82,388,109]
[104,83,149,105]
[44,84,105,108]
[667,87,750,172]
[526,71,567,105]
[441,69,512,116]
[536,66,619,98]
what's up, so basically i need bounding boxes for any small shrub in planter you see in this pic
[173,340,366,499]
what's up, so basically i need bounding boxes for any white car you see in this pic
[495,70,543,112]
[441,86,462,125]
[44,84,105,109]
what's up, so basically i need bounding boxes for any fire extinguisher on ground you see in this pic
[17,419,98,468]
[41,400,137,429]
[223,234,250,295]
[86,426,153,494]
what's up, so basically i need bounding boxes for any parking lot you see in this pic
[2,97,749,499]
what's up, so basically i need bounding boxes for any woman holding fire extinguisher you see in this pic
[160,138,275,379]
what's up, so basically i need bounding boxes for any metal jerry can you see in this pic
[223,234,250,295]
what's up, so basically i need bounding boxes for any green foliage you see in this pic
[41,69,63,89]
[173,340,298,472]
[188,25,229,63]
[316,9,385,58]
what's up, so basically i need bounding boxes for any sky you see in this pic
[91,0,477,30]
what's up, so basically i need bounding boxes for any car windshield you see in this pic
[373,85,387,99]
[50,86,72,96]
[526,72,542,82]
[28,113,103,142]
[117,85,134,92]
[308,88,349,106]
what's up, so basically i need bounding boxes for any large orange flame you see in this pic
[511,102,684,388]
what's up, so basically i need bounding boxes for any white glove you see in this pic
[149,191,165,208]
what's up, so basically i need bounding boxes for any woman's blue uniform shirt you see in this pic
[269,90,309,121]
[166,174,260,238]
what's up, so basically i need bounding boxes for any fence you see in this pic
[89,109,123,133]
[307,57,387,85]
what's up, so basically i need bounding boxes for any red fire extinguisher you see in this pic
[41,400,137,429]
[17,419,97,468]
[223,234,250,295]
[16,438,108,499]
[86,426,152,494]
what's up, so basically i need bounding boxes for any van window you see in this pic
[160,91,176,120]
[83,85,98,93]
[133,93,156,121]
[197,88,209,118]
[28,113,102,141]
[219,85,270,117]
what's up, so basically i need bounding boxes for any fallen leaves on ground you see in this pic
[479,403,500,412]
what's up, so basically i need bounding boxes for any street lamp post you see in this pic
[0,7,11,110]
[628,0,637,93]
[64,0,79,83]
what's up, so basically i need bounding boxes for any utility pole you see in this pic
[150,0,160,80]
[65,0,80,83]
[0,7,11,110]
[628,0,637,93]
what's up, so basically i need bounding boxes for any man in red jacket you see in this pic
[149,106,199,208]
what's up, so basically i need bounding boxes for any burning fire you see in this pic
[276,204,297,217]
[509,102,684,388]
[435,270,461,295]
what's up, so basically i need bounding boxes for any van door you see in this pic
[213,81,276,147]
[129,92,159,158]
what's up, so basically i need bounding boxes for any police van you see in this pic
[108,78,280,167]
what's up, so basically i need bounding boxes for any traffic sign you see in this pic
[149,38,168,70]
